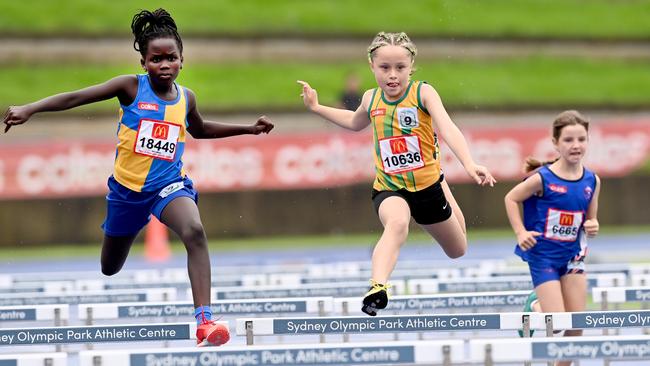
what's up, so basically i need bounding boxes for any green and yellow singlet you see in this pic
[367,80,441,192]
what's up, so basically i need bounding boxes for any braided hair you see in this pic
[131,8,183,57]
[367,32,417,62]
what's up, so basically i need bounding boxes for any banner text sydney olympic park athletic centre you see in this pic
[0,120,648,199]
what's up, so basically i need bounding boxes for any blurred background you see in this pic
[1,0,649,257]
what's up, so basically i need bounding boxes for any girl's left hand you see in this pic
[466,163,496,187]
[251,115,274,135]
[583,219,599,238]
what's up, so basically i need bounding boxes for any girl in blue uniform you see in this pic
[505,110,600,365]
[3,9,273,347]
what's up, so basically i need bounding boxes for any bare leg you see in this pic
[101,234,138,276]
[371,196,411,284]
[160,196,211,308]
[554,274,587,366]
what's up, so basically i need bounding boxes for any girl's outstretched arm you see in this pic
[504,174,543,251]
[185,89,273,139]
[420,83,495,186]
[297,80,371,131]
[3,75,136,133]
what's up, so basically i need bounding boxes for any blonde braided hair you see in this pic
[367,32,417,61]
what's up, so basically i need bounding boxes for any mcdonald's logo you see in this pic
[152,123,169,139]
[559,213,574,226]
[390,138,408,154]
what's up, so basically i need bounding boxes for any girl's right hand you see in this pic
[3,105,32,133]
[296,80,319,111]
[516,230,541,251]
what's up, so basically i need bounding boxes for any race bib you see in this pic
[134,119,180,161]
[379,135,425,174]
[544,208,583,242]
[397,107,419,129]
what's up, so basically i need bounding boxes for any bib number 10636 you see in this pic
[379,135,425,174]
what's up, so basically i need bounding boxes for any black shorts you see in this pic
[371,177,452,225]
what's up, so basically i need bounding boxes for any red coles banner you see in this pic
[0,120,649,199]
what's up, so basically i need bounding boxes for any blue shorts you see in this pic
[527,254,586,288]
[101,176,198,237]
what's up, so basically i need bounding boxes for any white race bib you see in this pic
[134,119,180,161]
[379,135,425,174]
[544,208,583,242]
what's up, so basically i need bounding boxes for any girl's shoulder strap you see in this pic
[416,80,429,115]
[366,87,379,120]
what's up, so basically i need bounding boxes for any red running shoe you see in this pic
[196,319,230,347]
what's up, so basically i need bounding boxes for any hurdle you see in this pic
[237,309,650,345]
[0,353,66,366]
[0,305,68,326]
[78,340,464,366]
[0,288,176,306]
[470,335,650,365]
[78,297,334,322]
[0,321,228,346]
[204,281,406,300]
[592,286,650,309]
[236,312,533,345]
[335,290,531,315]
[408,272,625,294]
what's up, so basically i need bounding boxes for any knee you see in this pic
[444,240,467,259]
[101,263,121,276]
[384,218,410,239]
[180,221,207,247]
[446,246,466,259]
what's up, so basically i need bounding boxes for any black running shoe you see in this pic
[361,280,391,316]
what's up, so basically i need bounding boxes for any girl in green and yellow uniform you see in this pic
[298,32,496,316]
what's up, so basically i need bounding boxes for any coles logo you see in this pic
[138,102,159,111]
[389,138,408,154]
[152,123,169,139]
[548,184,567,194]
[371,109,386,117]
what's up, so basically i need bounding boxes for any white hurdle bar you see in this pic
[0,322,234,346]
[79,340,464,366]
[202,280,406,300]
[335,290,530,315]
[0,288,176,306]
[78,297,334,321]
[237,309,650,345]
[408,272,625,294]
[592,286,650,307]
[0,305,69,325]
[0,353,67,366]
[237,312,529,345]
[470,335,650,364]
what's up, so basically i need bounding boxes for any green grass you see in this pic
[1,226,648,261]
[3,57,650,113]
[2,0,650,39]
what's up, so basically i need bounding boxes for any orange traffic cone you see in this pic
[144,216,171,262]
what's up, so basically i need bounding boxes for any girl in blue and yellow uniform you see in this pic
[505,111,600,366]
[3,9,273,347]
[298,32,495,316]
